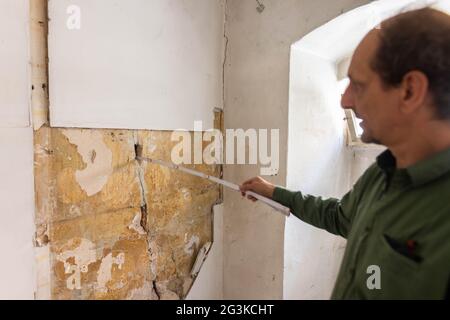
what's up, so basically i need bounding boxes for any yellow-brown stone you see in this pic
[34,126,221,300]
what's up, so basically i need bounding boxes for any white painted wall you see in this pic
[284,49,354,299]
[0,128,35,299]
[0,0,30,127]
[0,0,35,300]
[187,204,223,300]
[223,0,372,299]
[48,0,225,131]
[284,0,447,299]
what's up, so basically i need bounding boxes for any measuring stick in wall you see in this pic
[136,156,291,217]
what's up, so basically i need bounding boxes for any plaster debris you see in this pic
[128,210,147,235]
[34,224,49,247]
[190,242,212,277]
[184,235,200,256]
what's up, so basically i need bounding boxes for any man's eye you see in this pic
[353,83,363,92]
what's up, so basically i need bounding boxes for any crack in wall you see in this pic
[133,132,149,233]
[139,204,148,233]
[133,132,159,299]
[152,280,160,299]
[222,0,229,109]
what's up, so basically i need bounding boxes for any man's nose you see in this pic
[341,85,354,110]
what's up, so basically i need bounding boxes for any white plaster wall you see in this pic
[0,0,35,300]
[0,128,35,299]
[187,204,223,300]
[0,0,30,127]
[48,0,225,131]
[223,0,372,300]
[284,50,353,299]
[284,0,443,299]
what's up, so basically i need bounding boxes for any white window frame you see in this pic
[345,109,365,147]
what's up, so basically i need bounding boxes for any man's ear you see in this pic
[399,71,429,114]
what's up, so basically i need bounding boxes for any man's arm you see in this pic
[240,175,367,239]
[272,186,360,238]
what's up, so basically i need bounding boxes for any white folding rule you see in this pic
[136,156,291,217]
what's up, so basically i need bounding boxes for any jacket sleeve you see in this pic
[272,171,369,238]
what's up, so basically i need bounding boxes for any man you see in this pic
[240,8,450,299]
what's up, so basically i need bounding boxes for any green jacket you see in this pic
[273,148,450,299]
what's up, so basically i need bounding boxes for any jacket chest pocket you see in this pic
[379,234,422,272]
[355,234,422,299]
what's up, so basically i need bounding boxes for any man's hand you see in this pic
[239,177,275,202]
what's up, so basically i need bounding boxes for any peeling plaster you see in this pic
[133,133,149,217]
[96,252,125,293]
[69,205,81,216]
[35,127,220,299]
[184,235,200,256]
[155,281,180,300]
[128,210,147,235]
[62,130,113,196]
[34,224,49,247]
[148,241,159,279]
[190,242,212,277]
[111,280,126,291]
[126,281,159,300]
[35,144,52,157]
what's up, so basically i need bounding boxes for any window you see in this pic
[338,78,365,147]
[345,109,363,146]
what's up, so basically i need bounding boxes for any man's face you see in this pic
[341,30,402,145]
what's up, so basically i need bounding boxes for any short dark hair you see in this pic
[371,8,450,119]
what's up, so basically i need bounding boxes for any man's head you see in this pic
[341,8,450,145]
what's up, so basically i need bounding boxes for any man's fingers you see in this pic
[241,177,259,186]
[239,177,272,202]
[240,177,261,192]
[239,182,253,192]
[240,182,253,191]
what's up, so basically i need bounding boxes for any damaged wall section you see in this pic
[34,126,221,299]
[30,0,224,300]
